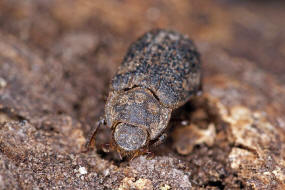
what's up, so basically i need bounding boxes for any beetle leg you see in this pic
[129,133,168,160]
[130,151,140,161]
[118,152,123,160]
[129,147,154,161]
[130,149,146,161]
[141,149,154,160]
[145,151,155,160]
[86,118,106,151]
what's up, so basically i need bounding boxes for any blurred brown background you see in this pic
[1,0,285,77]
[0,0,285,189]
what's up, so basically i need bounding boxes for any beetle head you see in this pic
[105,87,171,156]
[113,123,148,152]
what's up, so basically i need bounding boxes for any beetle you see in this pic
[87,29,202,159]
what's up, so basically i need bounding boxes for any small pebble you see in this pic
[79,166,87,175]
[103,169,110,177]
[160,184,171,190]
[0,77,7,88]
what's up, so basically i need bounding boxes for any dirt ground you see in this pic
[0,0,285,189]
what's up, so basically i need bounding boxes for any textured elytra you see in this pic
[104,29,201,153]
[111,29,201,109]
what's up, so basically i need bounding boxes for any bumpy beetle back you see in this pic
[111,29,201,109]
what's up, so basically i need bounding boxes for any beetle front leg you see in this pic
[130,147,153,161]
[86,117,106,151]
[129,133,168,160]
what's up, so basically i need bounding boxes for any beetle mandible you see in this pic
[88,29,202,159]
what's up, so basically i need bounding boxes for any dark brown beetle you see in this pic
[88,29,202,159]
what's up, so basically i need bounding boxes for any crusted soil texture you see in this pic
[0,0,285,189]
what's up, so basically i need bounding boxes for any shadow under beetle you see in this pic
[88,29,202,160]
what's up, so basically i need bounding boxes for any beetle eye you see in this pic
[114,123,148,151]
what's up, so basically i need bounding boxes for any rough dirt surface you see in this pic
[0,0,285,189]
